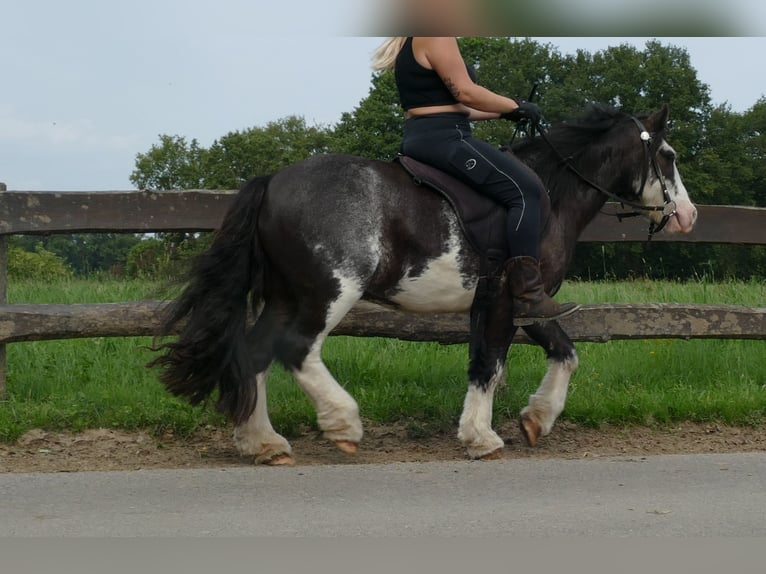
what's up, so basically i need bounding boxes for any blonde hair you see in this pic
[371,37,407,71]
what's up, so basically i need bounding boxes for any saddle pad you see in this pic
[396,155,508,258]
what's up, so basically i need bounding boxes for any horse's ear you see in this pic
[647,104,670,132]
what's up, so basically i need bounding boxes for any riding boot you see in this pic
[506,256,580,326]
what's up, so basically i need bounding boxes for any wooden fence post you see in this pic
[0,182,7,399]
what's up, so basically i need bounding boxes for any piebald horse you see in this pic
[150,104,697,464]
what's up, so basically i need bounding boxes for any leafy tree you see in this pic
[7,244,73,281]
[202,116,333,188]
[130,135,206,190]
[11,234,142,276]
[688,104,754,206]
[329,38,713,158]
[132,117,333,192]
[330,71,404,161]
[538,40,710,162]
[129,116,334,273]
[742,98,766,207]
[126,238,167,278]
[462,37,571,145]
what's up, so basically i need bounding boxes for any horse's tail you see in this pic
[148,175,270,423]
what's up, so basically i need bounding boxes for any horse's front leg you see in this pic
[458,294,517,459]
[458,361,509,459]
[519,321,579,446]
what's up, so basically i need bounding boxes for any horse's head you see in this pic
[516,103,698,238]
[630,105,697,235]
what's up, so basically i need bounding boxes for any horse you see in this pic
[149,103,698,465]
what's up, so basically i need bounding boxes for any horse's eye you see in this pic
[659,148,676,162]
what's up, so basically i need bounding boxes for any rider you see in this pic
[372,37,579,325]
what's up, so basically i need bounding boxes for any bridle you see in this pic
[531,116,677,241]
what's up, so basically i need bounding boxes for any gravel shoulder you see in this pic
[2,420,765,473]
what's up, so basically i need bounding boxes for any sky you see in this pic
[1,1,765,191]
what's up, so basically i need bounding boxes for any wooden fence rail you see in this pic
[1,189,765,243]
[1,186,765,397]
[0,301,764,346]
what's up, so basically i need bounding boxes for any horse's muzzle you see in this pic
[663,200,698,234]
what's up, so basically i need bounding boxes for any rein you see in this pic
[531,116,677,241]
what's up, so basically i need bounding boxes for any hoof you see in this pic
[519,415,542,447]
[479,447,505,461]
[258,453,295,466]
[334,440,359,454]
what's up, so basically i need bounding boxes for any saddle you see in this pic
[396,155,510,360]
[396,155,508,260]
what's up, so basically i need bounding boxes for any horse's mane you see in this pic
[511,103,659,206]
[512,103,629,160]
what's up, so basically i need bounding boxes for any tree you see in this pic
[127,116,335,276]
[742,98,766,207]
[461,38,571,145]
[328,38,713,159]
[330,71,404,161]
[688,104,754,207]
[11,234,142,276]
[532,40,712,164]
[7,244,73,281]
[130,135,206,190]
[202,116,334,189]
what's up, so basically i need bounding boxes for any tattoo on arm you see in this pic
[443,77,461,99]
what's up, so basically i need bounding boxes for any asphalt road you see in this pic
[1,452,764,536]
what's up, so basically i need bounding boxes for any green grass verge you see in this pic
[1,277,764,442]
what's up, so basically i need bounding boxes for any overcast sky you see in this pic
[1,1,765,191]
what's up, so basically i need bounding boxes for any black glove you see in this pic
[501,100,543,125]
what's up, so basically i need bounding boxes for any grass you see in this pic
[0,277,764,442]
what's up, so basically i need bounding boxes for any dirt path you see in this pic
[2,420,765,473]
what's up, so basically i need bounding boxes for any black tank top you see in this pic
[394,37,477,111]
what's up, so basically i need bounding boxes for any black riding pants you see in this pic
[402,113,544,259]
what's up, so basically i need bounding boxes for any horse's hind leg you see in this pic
[277,280,364,453]
[233,368,294,465]
[290,335,363,453]
[519,322,579,446]
[230,301,295,464]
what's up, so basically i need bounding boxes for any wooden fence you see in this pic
[1,185,765,397]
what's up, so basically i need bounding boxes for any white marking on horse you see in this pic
[457,361,505,458]
[390,225,476,313]
[233,369,293,463]
[637,141,697,234]
[661,145,697,233]
[521,354,579,437]
[291,272,364,444]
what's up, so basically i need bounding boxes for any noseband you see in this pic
[533,116,677,241]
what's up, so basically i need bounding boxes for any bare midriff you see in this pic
[405,103,470,119]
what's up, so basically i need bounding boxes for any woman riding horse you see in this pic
[150,51,697,463]
[373,36,579,325]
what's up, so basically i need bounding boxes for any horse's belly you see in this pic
[389,251,476,313]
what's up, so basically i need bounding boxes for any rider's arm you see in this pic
[462,107,502,121]
[419,37,519,115]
